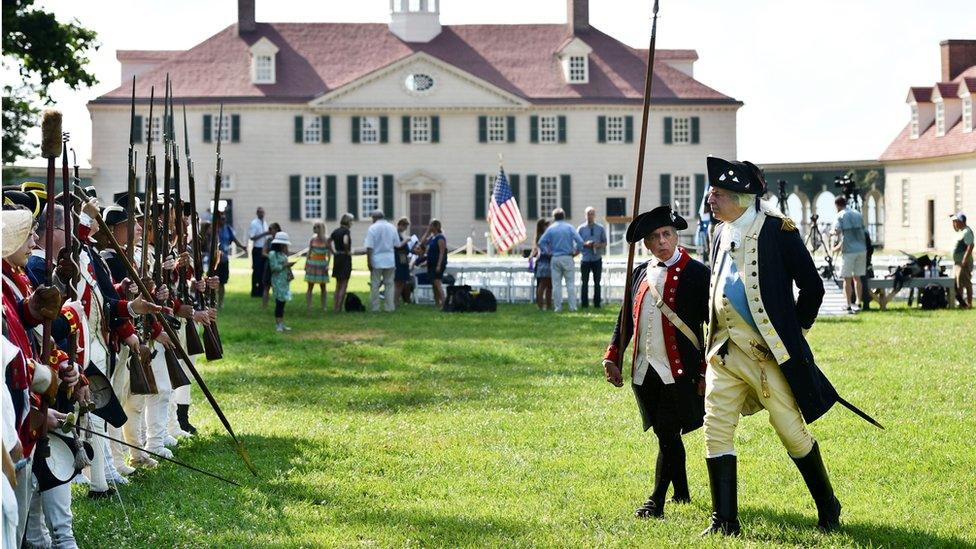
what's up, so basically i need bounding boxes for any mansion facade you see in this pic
[88,0,741,251]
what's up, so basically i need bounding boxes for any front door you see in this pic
[409,192,432,236]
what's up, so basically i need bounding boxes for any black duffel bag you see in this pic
[919,284,948,310]
[472,289,497,313]
[444,285,474,312]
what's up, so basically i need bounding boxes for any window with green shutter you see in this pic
[625,116,634,143]
[506,115,516,143]
[289,175,301,221]
[557,116,567,143]
[510,174,520,204]
[664,116,673,144]
[326,175,337,220]
[530,116,539,143]
[475,174,486,220]
[478,116,487,143]
[294,116,304,143]
[133,115,144,144]
[660,173,671,207]
[321,116,330,143]
[694,174,705,216]
[351,117,360,144]
[347,175,358,217]
[382,174,394,216]
[560,174,572,218]
[379,116,389,143]
[231,114,240,142]
[526,175,538,220]
[691,116,700,144]
[202,114,212,143]
[431,116,440,143]
[597,116,606,143]
[402,116,411,143]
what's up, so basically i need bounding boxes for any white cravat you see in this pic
[634,247,682,386]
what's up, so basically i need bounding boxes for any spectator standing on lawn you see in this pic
[538,208,584,312]
[365,210,400,312]
[305,222,331,311]
[830,196,866,313]
[249,207,272,297]
[330,214,353,312]
[268,232,295,332]
[530,218,553,310]
[394,217,412,306]
[951,213,973,308]
[261,222,281,309]
[578,206,608,308]
[420,219,447,308]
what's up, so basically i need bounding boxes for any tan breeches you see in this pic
[703,341,815,458]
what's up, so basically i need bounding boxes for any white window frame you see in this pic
[303,117,321,144]
[486,116,507,143]
[954,174,963,213]
[672,175,693,218]
[360,116,380,144]
[150,116,162,143]
[568,55,588,83]
[359,175,380,219]
[935,101,946,136]
[538,115,558,144]
[963,97,973,133]
[212,113,231,142]
[672,117,691,144]
[605,115,625,144]
[254,54,274,84]
[901,179,910,227]
[539,175,560,217]
[910,105,920,139]
[220,173,234,191]
[303,175,324,221]
[410,116,431,144]
[607,174,625,189]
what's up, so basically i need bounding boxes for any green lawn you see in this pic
[72,261,976,548]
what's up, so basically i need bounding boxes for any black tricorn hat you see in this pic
[84,363,127,428]
[3,190,43,218]
[626,205,688,243]
[102,204,127,226]
[706,156,766,196]
[113,192,144,217]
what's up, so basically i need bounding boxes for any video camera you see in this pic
[834,173,860,210]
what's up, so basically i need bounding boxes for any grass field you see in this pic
[71,260,976,548]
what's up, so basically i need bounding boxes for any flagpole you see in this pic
[617,0,661,375]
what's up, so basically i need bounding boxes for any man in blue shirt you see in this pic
[538,208,584,312]
[830,197,866,313]
[578,206,608,308]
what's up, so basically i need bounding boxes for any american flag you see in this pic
[488,169,527,253]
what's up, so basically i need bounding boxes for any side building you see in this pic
[88,0,741,252]
[880,39,976,252]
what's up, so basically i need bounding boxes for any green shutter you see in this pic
[294,116,304,143]
[379,116,389,143]
[351,116,360,144]
[326,175,337,220]
[625,116,634,143]
[694,174,706,216]
[289,175,301,221]
[510,174,520,205]
[321,115,330,143]
[558,116,567,143]
[347,175,358,218]
[475,174,486,220]
[691,116,700,144]
[527,175,538,220]
[597,116,606,143]
[431,116,440,143]
[382,174,394,216]
[202,114,212,143]
[664,116,673,144]
[506,115,516,143]
[478,116,487,143]
[402,116,411,143]
[530,116,539,143]
[560,174,572,219]
[133,115,144,144]
[660,173,671,207]
[231,114,240,142]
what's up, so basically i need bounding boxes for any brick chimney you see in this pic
[940,39,976,81]
[238,0,256,35]
[568,0,589,34]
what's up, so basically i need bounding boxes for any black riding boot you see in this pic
[701,455,740,536]
[635,450,670,518]
[177,404,197,435]
[669,437,691,503]
[791,442,842,532]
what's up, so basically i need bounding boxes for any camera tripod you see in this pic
[804,214,838,284]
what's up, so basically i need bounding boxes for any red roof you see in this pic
[908,87,932,103]
[93,23,739,106]
[116,50,182,61]
[962,77,976,94]
[935,82,960,99]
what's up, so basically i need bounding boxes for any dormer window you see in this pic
[963,96,973,133]
[935,101,945,136]
[249,37,279,85]
[568,56,588,83]
[910,105,920,139]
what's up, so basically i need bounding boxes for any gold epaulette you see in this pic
[781,217,797,232]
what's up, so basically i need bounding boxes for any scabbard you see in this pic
[836,396,884,430]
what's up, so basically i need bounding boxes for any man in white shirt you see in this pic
[248,207,271,298]
[364,210,400,312]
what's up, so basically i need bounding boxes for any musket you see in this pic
[60,144,78,370]
[78,194,257,476]
[127,76,137,264]
[66,423,240,487]
[140,86,155,280]
[204,103,226,359]
[136,86,161,395]
[183,104,219,358]
[39,111,63,367]
[173,101,205,356]
[616,0,661,375]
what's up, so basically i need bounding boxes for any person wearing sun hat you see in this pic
[602,205,710,520]
[950,212,973,308]
[267,231,295,332]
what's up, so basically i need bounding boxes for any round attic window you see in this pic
[404,73,435,93]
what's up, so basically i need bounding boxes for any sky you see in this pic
[9,0,976,168]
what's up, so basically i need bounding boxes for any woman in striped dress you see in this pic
[305,222,331,310]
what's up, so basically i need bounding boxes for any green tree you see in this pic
[2,0,99,164]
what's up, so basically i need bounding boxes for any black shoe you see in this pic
[636,450,671,519]
[792,442,842,532]
[634,496,664,518]
[177,404,198,435]
[701,455,740,536]
[88,488,117,500]
[670,495,691,504]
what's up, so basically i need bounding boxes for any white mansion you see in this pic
[89,0,740,251]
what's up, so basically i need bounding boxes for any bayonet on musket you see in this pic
[127,76,137,263]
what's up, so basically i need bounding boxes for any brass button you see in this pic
[762,319,769,324]
[774,342,782,348]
